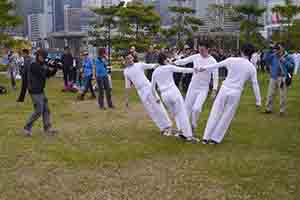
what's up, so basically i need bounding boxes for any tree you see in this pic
[272,0,300,47]
[91,2,161,53]
[272,19,300,51]
[167,0,203,48]
[90,5,121,63]
[232,4,266,41]
[0,0,22,46]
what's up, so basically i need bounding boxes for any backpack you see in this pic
[279,54,294,87]
[0,85,7,94]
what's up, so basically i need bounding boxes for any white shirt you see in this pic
[151,65,194,98]
[198,57,261,106]
[174,54,219,90]
[250,52,260,67]
[124,62,157,89]
[292,53,300,66]
[124,62,157,100]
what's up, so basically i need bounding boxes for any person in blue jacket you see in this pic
[265,43,295,116]
[95,48,114,109]
[77,52,96,100]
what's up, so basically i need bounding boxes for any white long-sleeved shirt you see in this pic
[124,62,158,102]
[124,62,157,90]
[174,54,219,90]
[151,65,194,99]
[198,57,261,106]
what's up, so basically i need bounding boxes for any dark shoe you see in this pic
[279,112,286,117]
[264,110,272,114]
[99,106,106,110]
[89,95,96,100]
[178,134,200,144]
[44,128,58,136]
[77,95,84,101]
[201,139,209,144]
[109,105,115,109]
[17,99,24,103]
[209,140,219,145]
[23,128,32,137]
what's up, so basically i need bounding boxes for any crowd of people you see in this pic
[0,41,296,144]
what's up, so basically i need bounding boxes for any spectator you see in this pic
[61,47,74,91]
[265,43,295,116]
[8,51,17,90]
[77,52,96,101]
[95,48,114,109]
[17,49,32,102]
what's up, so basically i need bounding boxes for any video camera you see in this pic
[45,55,63,70]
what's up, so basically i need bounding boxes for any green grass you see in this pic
[0,73,300,200]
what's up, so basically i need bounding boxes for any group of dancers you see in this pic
[123,42,261,144]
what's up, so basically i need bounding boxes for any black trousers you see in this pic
[9,69,16,89]
[62,66,71,87]
[17,74,27,102]
[96,76,113,108]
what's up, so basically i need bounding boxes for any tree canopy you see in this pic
[90,2,161,53]
[0,0,22,47]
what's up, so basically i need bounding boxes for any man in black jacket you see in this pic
[23,49,58,136]
[17,49,32,102]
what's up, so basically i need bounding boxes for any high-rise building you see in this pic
[102,0,121,7]
[64,0,82,8]
[28,13,52,41]
[26,0,55,40]
[64,6,82,32]
[82,0,102,7]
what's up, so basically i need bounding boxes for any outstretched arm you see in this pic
[169,65,194,74]
[174,55,196,66]
[151,73,160,102]
[141,63,159,70]
[197,58,231,72]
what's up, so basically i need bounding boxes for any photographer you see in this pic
[23,49,58,137]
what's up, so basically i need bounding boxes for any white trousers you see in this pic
[142,92,172,131]
[185,87,209,128]
[203,86,241,143]
[161,87,193,137]
[294,62,299,75]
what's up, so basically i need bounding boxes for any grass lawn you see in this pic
[0,73,299,200]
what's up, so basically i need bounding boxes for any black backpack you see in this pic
[0,85,7,94]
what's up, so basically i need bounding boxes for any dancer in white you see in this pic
[292,51,300,75]
[174,42,219,131]
[151,52,199,143]
[124,54,172,135]
[197,44,261,144]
